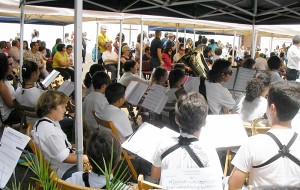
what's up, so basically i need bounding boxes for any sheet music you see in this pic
[122,123,179,162]
[234,68,256,92]
[0,127,30,188]
[184,77,200,93]
[161,168,223,190]
[223,67,237,90]
[41,70,60,88]
[125,81,148,106]
[200,114,248,150]
[141,84,169,114]
[57,80,75,96]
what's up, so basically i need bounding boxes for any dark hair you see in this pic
[30,42,37,49]
[169,69,185,88]
[201,37,208,44]
[145,46,150,52]
[155,30,161,37]
[279,52,285,59]
[256,70,271,87]
[245,78,264,102]
[123,60,136,72]
[36,91,69,118]
[164,47,172,54]
[208,59,232,83]
[84,64,105,88]
[268,81,300,121]
[0,41,6,49]
[12,40,19,46]
[23,40,29,50]
[116,32,125,42]
[173,63,185,71]
[0,53,9,80]
[66,45,73,49]
[56,44,65,51]
[105,83,126,104]
[267,56,281,70]
[38,46,46,52]
[55,38,62,45]
[152,67,167,83]
[269,52,276,57]
[21,60,39,85]
[215,48,222,56]
[203,46,212,58]
[209,39,215,44]
[86,130,122,175]
[175,92,208,134]
[92,71,111,90]
[242,58,255,69]
[137,33,144,43]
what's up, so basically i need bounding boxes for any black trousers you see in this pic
[54,67,75,82]
[286,68,299,81]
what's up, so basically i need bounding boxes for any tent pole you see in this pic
[193,29,196,49]
[176,28,179,52]
[74,0,83,171]
[270,36,273,54]
[139,19,144,78]
[232,30,237,66]
[129,24,132,47]
[251,24,256,59]
[20,0,25,81]
[95,22,99,62]
[117,19,123,81]
[62,25,65,44]
[184,29,186,48]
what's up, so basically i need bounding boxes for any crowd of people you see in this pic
[0,26,300,189]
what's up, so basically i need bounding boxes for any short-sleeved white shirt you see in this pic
[233,95,267,124]
[31,117,75,178]
[287,44,300,71]
[152,133,223,183]
[102,50,118,65]
[82,92,108,131]
[205,80,235,114]
[231,129,300,187]
[66,171,106,188]
[99,105,133,143]
[119,71,150,87]
[0,81,15,121]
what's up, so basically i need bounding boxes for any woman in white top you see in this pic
[267,55,284,82]
[32,91,89,179]
[233,78,269,124]
[0,53,20,125]
[205,59,235,114]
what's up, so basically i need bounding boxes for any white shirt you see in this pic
[31,117,75,178]
[152,133,223,184]
[82,92,108,131]
[233,95,267,124]
[102,50,118,65]
[287,44,300,71]
[231,129,300,187]
[255,57,268,70]
[66,171,106,188]
[0,81,15,121]
[99,105,133,143]
[119,71,150,87]
[205,81,235,114]
[270,70,283,82]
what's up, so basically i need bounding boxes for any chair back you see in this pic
[13,99,37,129]
[142,61,151,71]
[92,110,138,180]
[54,177,99,190]
[138,174,162,190]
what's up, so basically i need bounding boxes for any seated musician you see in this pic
[99,83,133,143]
[229,81,300,189]
[31,90,89,179]
[119,60,150,87]
[151,92,223,183]
[151,66,168,87]
[166,69,185,104]
[173,44,185,63]
[83,71,110,131]
[15,60,74,141]
[233,78,269,124]
[204,59,235,114]
[66,130,122,188]
[83,64,105,96]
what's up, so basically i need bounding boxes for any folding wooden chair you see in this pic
[142,61,152,80]
[13,99,37,131]
[92,110,138,180]
[53,177,99,190]
[138,174,162,190]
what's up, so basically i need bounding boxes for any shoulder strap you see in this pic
[35,119,52,132]
[82,172,90,187]
[161,136,204,168]
[253,132,300,168]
